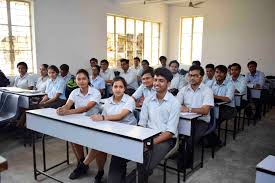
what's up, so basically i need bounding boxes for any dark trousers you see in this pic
[107,139,175,183]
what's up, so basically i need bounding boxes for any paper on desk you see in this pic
[180,112,197,116]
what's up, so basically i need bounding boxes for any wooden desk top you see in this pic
[0,156,8,172]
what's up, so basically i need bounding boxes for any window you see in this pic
[180,17,204,65]
[107,15,160,67]
[0,0,33,75]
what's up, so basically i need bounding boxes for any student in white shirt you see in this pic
[14,62,34,90]
[177,65,214,162]
[203,64,215,84]
[132,69,155,107]
[245,60,265,88]
[60,64,72,84]
[100,59,115,84]
[137,60,154,79]
[87,57,98,75]
[35,64,49,92]
[56,69,102,181]
[169,60,186,92]
[108,68,180,183]
[39,65,66,108]
[90,76,137,183]
[119,59,138,91]
[159,55,169,69]
[229,63,247,100]
[131,57,142,75]
[91,65,105,96]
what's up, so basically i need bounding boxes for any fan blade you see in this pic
[193,1,205,6]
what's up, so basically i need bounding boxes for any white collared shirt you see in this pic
[131,65,142,76]
[35,76,48,93]
[203,75,215,85]
[132,84,156,100]
[170,73,187,90]
[176,83,214,123]
[229,75,247,100]
[139,91,180,136]
[68,86,101,116]
[14,73,34,89]
[102,94,137,125]
[45,76,66,100]
[90,75,105,90]
[245,70,265,88]
[120,69,139,89]
[62,73,72,84]
[211,80,235,107]
[100,68,115,81]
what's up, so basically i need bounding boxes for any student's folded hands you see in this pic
[56,107,67,116]
[90,114,104,121]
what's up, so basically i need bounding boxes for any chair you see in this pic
[0,94,20,125]
[163,136,180,183]
[201,107,216,167]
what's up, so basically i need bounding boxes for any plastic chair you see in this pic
[0,94,20,125]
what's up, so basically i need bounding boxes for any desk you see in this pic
[0,156,7,183]
[256,155,275,183]
[0,87,45,109]
[26,108,160,182]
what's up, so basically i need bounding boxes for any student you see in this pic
[34,64,49,92]
[245,60,265,88]
[226,64,232,80]
[39,65,66,108]
[229,63,247,100]
[169,60,186,90]
[60,64,72,84]
[137,59,153,78]
[131,57,142,75]
[176,65,214,160]
[99,59,115,84]
[14,62,34,90]
[90,65,105,96]
[88,58,98,75]
[119,59,138,90]
[91,76,137,183]
[159,56,168,68]
[203,64,215,84]
[132,69,156,106]
[210,65,235,120]
[192,60,201,66]
[0,69,10,87]
[107,68,180,183]
[56,69,102,181]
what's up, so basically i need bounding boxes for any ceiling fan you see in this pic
[121,0,206,7]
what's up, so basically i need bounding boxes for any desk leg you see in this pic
[32,131,37,180]
[66,141,70,165]
[42,134,46,171]
[191,120,196,169]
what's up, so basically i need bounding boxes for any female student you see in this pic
[34,64,49,92]
[90,76,137,183]
[56,69,102,181]
[14,62,34,90]
[39,65,66,108]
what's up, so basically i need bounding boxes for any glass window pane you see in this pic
[11,26,32,51]
[181,18,192,34]
[136,20,143,34]
[0,0,8,24]
[152,37,159,65]
[10,1,30,26]
[193,17,204,33]
[0,25,9,50]
[116,17,125,34]
[144,22,152,61]
[107,15,114,33]
[152,23,159,38]
[181,34,192,65]
[0,51,11,74]
[126,18,134,34]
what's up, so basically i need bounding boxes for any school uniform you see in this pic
[62,72,73,84]
[132,84,156,100]
[35,76,48,93]
[170,73,187,90]
[119,69,139,90]
[245,70,265,88]
[229,75,247,100]
[14,73,34,89]
[100,68,115,81]
[90,75,105,91]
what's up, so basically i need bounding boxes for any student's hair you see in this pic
[60,64,69,72]
[192,60,201,66]
[189,65,205,77]
[247,60,257,67]
[206,64,215,70]
[112,76,127,88]
[141,59,149,65]
[154,67,173,82]
[231,63,241,70]
[134,57,140,62]
[48,65,59,74]
[41,64,49,69]
[100,59,109,65]
[228,64,232,69]
[120,58,129,64]
[90,58,98,63]
[169,60,179,67]
[92,65,100,73]
[142,69,154,77]
[215,65,228,74]
[76,69,91,85]
[17,62,28,70]
[159,56,167,61]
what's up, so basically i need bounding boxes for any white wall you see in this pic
[33,0,168,74]
[168,0,275,75]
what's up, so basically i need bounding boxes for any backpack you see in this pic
[65,75,78,99]
[0,71,10,87]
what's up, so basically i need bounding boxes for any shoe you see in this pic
[93,170,104,183]
[69,162,88,180]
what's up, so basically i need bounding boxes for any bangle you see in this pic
[102,115,105,120]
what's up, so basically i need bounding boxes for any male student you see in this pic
[169,60,187,91]
[229,63,247,100]
[159,56,169,68]
[131,57,142,75]
[60,64,73,84]
[88,58,98,75]
[90,65,105,96]
[108,67,180,183]
[100,59,115,84]
[177,65,214,158]
[132,69,155,106]
[203,64,215,84]
[245,60,265,88]
[119,59,139,90]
